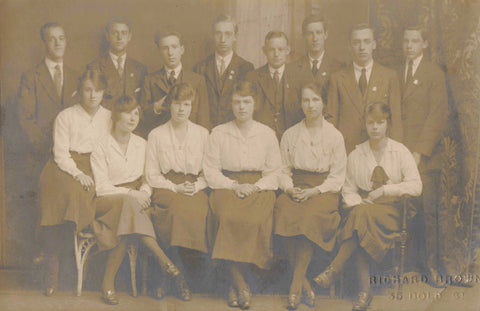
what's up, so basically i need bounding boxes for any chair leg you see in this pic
[74,232,97,297]
[329,283,336,298]
[127,242,138,297]
[141,252,149,296]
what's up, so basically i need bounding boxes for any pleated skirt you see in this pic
[274,170,340,251]
[39,152,95,231]
[92,179,156,251]
[150,172,210,253]
[209,171,276,269]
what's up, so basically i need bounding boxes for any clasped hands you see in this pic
[175,181,196,196]
[233,182,260,199]
[286,187,320,203]
[362,186,384,204]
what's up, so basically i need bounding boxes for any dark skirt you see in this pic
[92,179,156,251]
[339,202,401,263]
[150,172,210,253]
[274,170,340,251]
[39,152,95,231]
[209,171,276,269]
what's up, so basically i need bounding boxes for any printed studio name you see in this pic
[370,274,480,285]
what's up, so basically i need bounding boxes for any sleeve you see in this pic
[145,132,177,192]
[203,130,237,189]
[383,146,423,197]
[193,132,209,192]
[193,77,211,130]
[342,153,363,207]
[254,131,281,190]
[387,71,404,143]
[325,73,340,126]
[90,142,132,196]
[139,176,152,196]
[239,62,255,80]
[140,75,155,116]
[317,133,347,193]
[415,69,448,157]
[52,112,83,177]
[278,131,294,191]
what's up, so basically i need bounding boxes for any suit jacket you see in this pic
[246,64,302,138]
[17,61,79,154]
[326,62,403,153]
[87,54,147,110]
[139,67,210,136]
[193,53,254,127]
[287,54,342,104]
[398,58,448,171]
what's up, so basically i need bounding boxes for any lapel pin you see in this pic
[372,86,377,92]
[228,75,233,80]
[130,73,134,77]
[71,91,77,97]
[230,70,235,74]
[135,88,141,93]
[286,83,289,88]
[413,79,419,85]
[321,72,327,76]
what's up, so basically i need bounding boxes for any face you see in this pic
[365,112,388,140]
[81,79,104,110]
[158,35,184,69]
[303,22,327,55]
[232,94,255,122]
[301,88,324,120]
[115,107,140,133]
[44,26,66,61]
[350,28,376,66]
[106,23,131,54]
[213,21,236,56]
[170,99,192,123]
[403,30,427,61]
[263,37,290,69]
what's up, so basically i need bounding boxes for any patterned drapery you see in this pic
[370,0,480,275]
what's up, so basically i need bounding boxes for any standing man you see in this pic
[326,23,402,153]
[246,31,302,138]
[17,21,78,293]
[288,14,342,104]
[87,16,147,110]
[194,14,254,127]
[400,26,448,283]
[139,30,210,136]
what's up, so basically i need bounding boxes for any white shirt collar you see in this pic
[308,51,325,70]
[45,57,63,80]
[164,63,183,79]
[405,53,423,78]
[268,64,285,80]
[215,51,234,68]
[353,59,374,83]
[109,52,127,70]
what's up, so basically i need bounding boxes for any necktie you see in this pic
[168,70,176,86]
[117,56,124,78]
[371,166,389,190]
[273,70,281,86]
[219,58,226,77]
[312,59,319,76]
[359,68,367,96]
[406,60,413,85]
[54,64,62,97]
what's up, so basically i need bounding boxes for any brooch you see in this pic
[130,73,134,77]
[372,86,377,92]
[413,79,419,85]
[321,72,327,76]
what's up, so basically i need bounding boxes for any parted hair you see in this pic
[302,14,328,33]
[231,80,258,99]
[164,83,196,110]
[40,22,63,42]
[350,23,375,40]
[212,14,238,34]
[264,30,289,46]
[364,101,392,124]
[77,69,107,93]
[154,30,183,47]
[404,25,429,42]
[301,82,325,104]
[112,95,141,124]
[105,16,131,33]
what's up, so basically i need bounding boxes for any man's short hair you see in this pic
[154,30,183,48]
[302,14,328,33]
[349,23,375,40]
[40,22,63,42]
[212,13,238,34]
[105,16,131,33]
[264,31,289,46]
[404,25,429,42]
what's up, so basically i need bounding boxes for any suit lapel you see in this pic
[341,66,364,114]
[205,55,220,96]
[101,55,122,89]
[365,62,382,101]
[36,62,59,103]
[257,65,276,108]
[316,55,330,83]
[220,54,241,95]
[63,66,78,105]
[153,67,170,94]
[403,58,426,101]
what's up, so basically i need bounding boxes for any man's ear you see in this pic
[423,40,429,50]
[372,40,377,50]
[286,45,291,55]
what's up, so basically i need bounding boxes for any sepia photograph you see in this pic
[0,0,479,310]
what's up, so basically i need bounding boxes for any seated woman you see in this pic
[146,83,210,301]
[39,69,111,296]
[90,95,182,305]
[275,82,346,310]
[203,80,282,309]
[313,102,422,311]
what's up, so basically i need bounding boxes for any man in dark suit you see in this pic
[16,21,78,295]
[246,31,302,138]
[139,30,210,136]
[287,14,342,103]
[326,23,402,153]
[194,14,254,127]
[400,26,448,283]
[87,17,147,110]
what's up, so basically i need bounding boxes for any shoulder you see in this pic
[86,57,104,70]
[128,57,147,71]
[190,121,209,136]
[56,104,78,121]
[374,62,396,76]
[324,120,344,140]
[253,121,277,139]
[193,54,214,73]
[148,122,169,139]
[283,120,302,137]
[131,133,147,147]
[183,70,204,83]
[233,54,254,70]
[387,138,411,155]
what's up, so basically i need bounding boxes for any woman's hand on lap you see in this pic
[75,173,94,191]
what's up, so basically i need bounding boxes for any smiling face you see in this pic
[403,30,427,61]
[350,28,376,66]
[158,35,184,69]
[303,22,327,57]
[232,94,254,123]
[80,79,104,110]
[213,21,236,57]
[106,22,131,54]
[301,87,324,120]
[44,26,66,62]
[263,36,290,69]
[170,99,192,123]
[115,107,140,133]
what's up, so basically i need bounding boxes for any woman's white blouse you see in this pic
[90,133,151,197]
[203,120,282,190]
[145,120,209,193]
[279,119,347,192]
[53,104,112,177]
[342,138,422,207]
